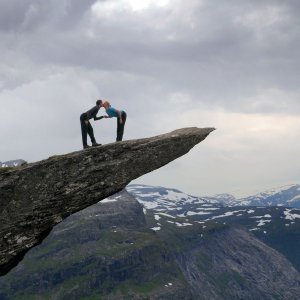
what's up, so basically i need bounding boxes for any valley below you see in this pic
[1,185,300,299]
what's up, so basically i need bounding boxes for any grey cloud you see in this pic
[0,0,300,195]
[0,0,32,31]
[1,0,297,114]
[0,0,97,32]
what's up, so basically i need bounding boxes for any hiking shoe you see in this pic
[92,142,102,147]
[83,145,91,149]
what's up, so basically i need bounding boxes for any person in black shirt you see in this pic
[80,100,104,149]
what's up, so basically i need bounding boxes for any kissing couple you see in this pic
[80,100,127,149]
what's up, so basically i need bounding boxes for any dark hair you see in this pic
[96,100,102,106]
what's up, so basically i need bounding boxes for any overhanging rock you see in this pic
[0,127,215,275]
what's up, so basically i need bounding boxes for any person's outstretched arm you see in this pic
[94,115,105,121]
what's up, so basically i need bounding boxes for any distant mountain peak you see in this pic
[236,184,300,207]
[0,159,26,168]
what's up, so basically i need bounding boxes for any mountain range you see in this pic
[0,184,300,299]
[128,184,300,272]
[128,183,300,209]
[0,159,26,168]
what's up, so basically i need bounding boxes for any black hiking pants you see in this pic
[80,113,96,147]
[117,111,127,141]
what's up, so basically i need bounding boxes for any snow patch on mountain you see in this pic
[257,219,272,227]
[186,211,212,216]
[250,214,272,219]
[154,215,161,221]
[157,212,176,219]
[284,209,300,221]
[151,227,161,231]
[205,210,247,221]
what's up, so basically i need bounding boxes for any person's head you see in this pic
[103,101,111,109]
[96,99,103,107]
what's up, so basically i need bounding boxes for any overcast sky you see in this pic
[0,0,299,197]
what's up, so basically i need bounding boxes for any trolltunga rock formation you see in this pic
[0,127,214,276]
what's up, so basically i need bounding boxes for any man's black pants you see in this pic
[117,111,127,141]
[80,113,96,147]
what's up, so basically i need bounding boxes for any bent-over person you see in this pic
[103,101,127,141]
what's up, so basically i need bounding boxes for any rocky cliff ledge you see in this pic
[0,127,214,276]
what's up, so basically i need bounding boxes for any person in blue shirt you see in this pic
[103,101,127,141]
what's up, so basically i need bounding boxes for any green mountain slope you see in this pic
[0,191,299,300]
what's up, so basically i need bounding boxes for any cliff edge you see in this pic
[0,127,214,276]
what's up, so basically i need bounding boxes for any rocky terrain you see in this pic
[0,127,214,276]
[0,190,299,300]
